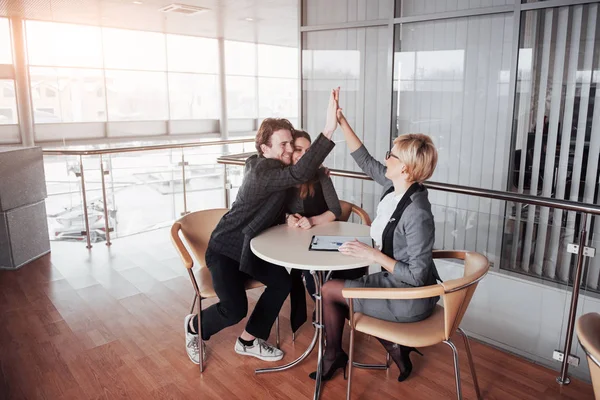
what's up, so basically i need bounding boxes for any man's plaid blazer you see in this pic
[208,133,335,277]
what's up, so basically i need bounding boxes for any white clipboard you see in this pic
[308,235,373,252]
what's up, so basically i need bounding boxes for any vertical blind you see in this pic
[510,3,600,290]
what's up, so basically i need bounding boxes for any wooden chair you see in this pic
[340,200,372,226]
[343,250,489,400]
[576,312,600,399]
[170,208,279,372]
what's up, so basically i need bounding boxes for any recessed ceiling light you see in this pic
[133,1,143,4]
[245,17,254,21]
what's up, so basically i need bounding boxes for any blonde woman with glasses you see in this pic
[309,88,440,385]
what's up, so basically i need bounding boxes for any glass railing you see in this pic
[42,138,254,247]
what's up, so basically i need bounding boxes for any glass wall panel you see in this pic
[0,18,12,64]
[168,73,219,120]
[303,26,390,217]
[392,14,513,267]
[105,70,169,121]
[26,21,103,68]
[303,0,393,26]
[30,67,106,123]
[0,79,18,125]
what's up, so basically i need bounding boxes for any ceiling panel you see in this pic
[0,0,298,46]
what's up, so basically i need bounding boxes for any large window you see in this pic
[29,67,105,123]
[225,40,299,130]
[24,21,223,130]
[0,18,17,127]
[9,20,300,139]
[26,21,106,124]
[0,18,12,64]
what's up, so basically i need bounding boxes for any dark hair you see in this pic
[293,129,312,144]
[255,118,294,156]
[293,130,316,200]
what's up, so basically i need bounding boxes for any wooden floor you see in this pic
[0,229,595,400]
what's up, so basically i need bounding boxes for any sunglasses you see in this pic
[385,150,399,161]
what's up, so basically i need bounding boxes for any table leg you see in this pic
[312,270,324,400]
[255,270,323,377]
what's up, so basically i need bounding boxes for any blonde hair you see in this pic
[392,134,438,183]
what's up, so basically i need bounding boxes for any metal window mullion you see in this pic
[357,27,368,216]
[446,18,468,250]
[393,5,514,24]
[563,4,597,284]
[522,8,553,275]
[521,0,600,12]
[441,18,458,251]
[582,25,600,289]
[456,17,481,250]
[533,7,569,277]
[477,15,502,257]
[493,12,517,271]
[548,5,583,281]
[482,14,508,265]
[300,19,389,32]
[432,19,449,250]
[510,7,532,271]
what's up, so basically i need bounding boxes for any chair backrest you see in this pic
[339,200,372,226]
[433,250,489,340]
[170,208,228,270]
[576,312,600,399]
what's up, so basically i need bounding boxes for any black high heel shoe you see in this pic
[397,346,423,382]
[308,352,348,381]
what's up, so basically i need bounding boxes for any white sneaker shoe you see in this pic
[234,338,284,362]
[184,314,200,365]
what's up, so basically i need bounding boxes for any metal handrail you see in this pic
[218,152,600,386]
[217,156,600,216]
[42,137,254,156]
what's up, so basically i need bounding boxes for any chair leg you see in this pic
[346,326,355,400]
[443,339,463,400]
[458,328,481,400]
[351,337,390,370]
[190,294,197,314]
[276,316,280,349]
[197,296,205,373]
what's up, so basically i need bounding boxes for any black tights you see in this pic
[321,280,349,367]
[321,280,407,374]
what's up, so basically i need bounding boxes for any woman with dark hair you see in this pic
[286,130,367,300]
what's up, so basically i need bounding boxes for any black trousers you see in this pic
[199,247,291,341]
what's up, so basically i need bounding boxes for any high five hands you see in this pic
[323,87,342,139]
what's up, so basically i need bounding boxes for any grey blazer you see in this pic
[345,145,439,323]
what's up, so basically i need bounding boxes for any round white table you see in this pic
[251,221,371,400]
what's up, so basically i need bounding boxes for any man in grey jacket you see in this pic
[184,90,340,364]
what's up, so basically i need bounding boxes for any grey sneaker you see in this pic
[234,338,283,361]
[184,314,200,364]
